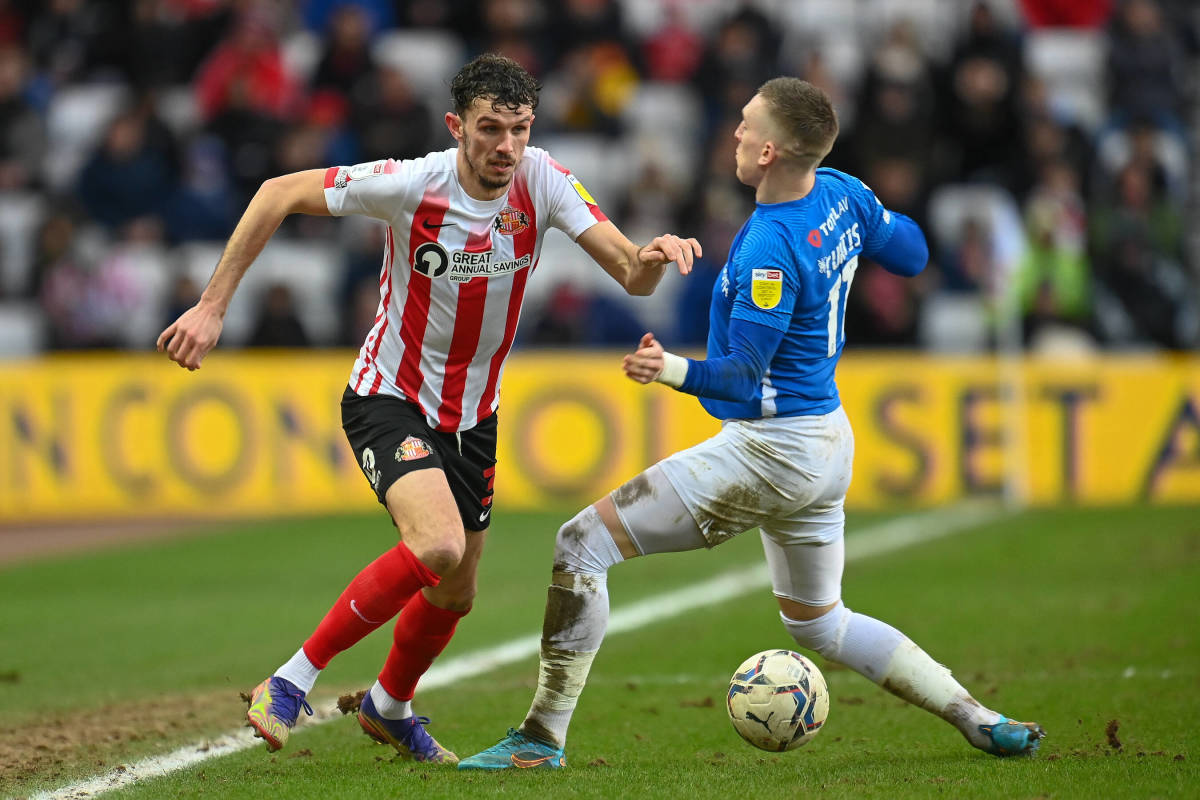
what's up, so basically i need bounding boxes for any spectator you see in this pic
[76,108,178,239]
[351,66,437,162]
[1089,163,1194,348]
[641,0,703,83]
[693,6,780,135]
[164,136,238,243]
[1106,0,1186,132]
[194,6,299,122]
[0,44,44,190]
[935,1,1025,187]
[1012,162,1093,345]
[311,3,376,98]
[525,282,646,348]
[248,283,312,347]
[39,227,144,348]
[121,0,231,90]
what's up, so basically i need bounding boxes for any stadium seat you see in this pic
[1096,126,1190,200]
[156,86,201,140]
[44,84,131,192]
[927,183,1026,275]
[0,301,46,356]
[114,244,174,348]
[282,29,323,84]
[918,291,989,353]
[1025,29,1107,131]
[176,240,343,346]
[371,29,467,105]
[0,192,44,298]
[534,135,632,214]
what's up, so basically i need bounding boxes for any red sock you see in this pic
[378,591,468,701]
[302,542,440,670]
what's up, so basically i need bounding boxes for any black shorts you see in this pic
[341,386,498,532]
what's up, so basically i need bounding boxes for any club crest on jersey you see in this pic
[751,269,783,309]
[493,205,529,236]
[396,436,432,462]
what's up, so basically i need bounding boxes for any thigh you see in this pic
[608,464,708,556]
[384,468,463,550]
[760,530,844,607]
[656,422,815,548]
[342,387,449,505]
[439,412,498,533]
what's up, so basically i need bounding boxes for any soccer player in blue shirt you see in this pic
[460,78,1044,769]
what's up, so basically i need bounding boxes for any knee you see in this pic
[410,536,466,578]
[552,506,622,575]
[781,601,847,659]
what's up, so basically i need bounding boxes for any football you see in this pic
[726,649,829,752]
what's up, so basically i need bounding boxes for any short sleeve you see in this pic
[541,155,608,240]
[729,223,798,332]
[322,159,409,222]
[851,175,899,257]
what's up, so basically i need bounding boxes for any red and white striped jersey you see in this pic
[323,146,607,432]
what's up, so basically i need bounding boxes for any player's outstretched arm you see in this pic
[156,169,330,370]
[576,221,701,296]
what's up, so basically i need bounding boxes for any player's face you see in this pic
[449,98,534,197]
[733,94,773,187]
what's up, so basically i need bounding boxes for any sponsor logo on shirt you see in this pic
[493,205,529,235]
[818,196,850,236]
[448,250,532,282]
[751,268,783,310]
[396,436,432,462]
[412,241,532,282]
[332,160,389,190]
[807,229,822,247]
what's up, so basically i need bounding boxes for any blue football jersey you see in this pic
[699,168,898,421]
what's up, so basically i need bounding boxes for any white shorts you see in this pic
[657,406,854,605]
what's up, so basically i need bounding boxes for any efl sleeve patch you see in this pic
[567,173,598,205]
[750,268,783,309]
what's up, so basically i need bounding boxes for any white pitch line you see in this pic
[34,503,1003,799]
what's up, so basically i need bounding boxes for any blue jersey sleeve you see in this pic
[678,316,784,402]
[848,174,928,277]
[870,212,928,276]
[728,223,799,333]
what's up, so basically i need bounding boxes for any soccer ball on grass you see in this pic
[726,649,829,752]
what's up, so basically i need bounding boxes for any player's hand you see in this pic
[623,332,665,384]
[156,301,224,371]
[638,234,702,275]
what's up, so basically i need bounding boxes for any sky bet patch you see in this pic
[751,269,783,309]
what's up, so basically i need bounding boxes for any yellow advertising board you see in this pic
[0,352,1197,523]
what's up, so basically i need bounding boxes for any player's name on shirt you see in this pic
[816,222,862,278]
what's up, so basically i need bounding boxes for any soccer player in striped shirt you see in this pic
[460,78,1044,770]
[157,54,701,763]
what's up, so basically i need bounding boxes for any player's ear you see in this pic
[758,140,777,167]
[445,111,464,143]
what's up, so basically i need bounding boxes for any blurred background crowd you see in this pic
[0,0,1195,356]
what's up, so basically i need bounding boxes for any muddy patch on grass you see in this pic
[0,689,244,797]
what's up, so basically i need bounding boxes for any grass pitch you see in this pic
[2,504,1197,799]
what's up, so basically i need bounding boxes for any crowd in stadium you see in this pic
[0,0,1195,355]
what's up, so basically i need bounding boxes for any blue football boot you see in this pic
[458,728,566,770]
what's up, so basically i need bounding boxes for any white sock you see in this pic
[369,681,412,720]
[521,572,609,748]
[783,606,1002,747]
[275,648,321,694]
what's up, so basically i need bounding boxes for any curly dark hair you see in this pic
[450,53,541,116]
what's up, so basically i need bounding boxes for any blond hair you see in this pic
[757,77,839,171]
